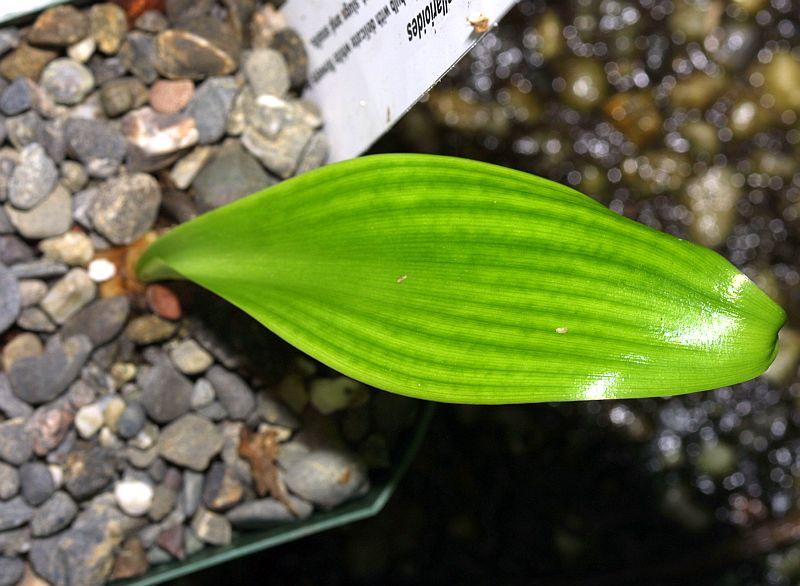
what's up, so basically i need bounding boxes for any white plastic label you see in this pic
[281,0,517,162]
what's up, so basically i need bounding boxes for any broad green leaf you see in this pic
[137,154,785,404]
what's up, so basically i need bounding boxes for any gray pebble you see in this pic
[180,470,203,516]
[119,31,158,84]
[241,120,313,179]
[0,209,11,234]
[0,150,16,202]
[0,78,34,116]
[192,140,273,212]
[206,366,255,421]
[4,184,72,240]
[19,462,55,506]
[30,491,78,537]
[0,556,23,586]
[64,118,127,178]
[0,29,19,57]
[170,339,212,375]
[8,259,68,280]
[148,484,177,522]
[9,335,92,405]
[140,360,193,424]
[283,449,368,508]
[0,528,29,557]
[196,400,228,421]
[59,160,88,193]
[100,76,147,118]
[185,76,238,144]
[0,419,33,466]
[158,414,223,471]
[0,497,33,531]
[16,308,56,333]
[40,58,95,105]
[191,378,215,409]
[0,374,32,419]
[61,295,130,348]
[37,118,66,163]
[18,279,47,307]
[117,402,146,439]
[226,496,312,528]
[0,235,32,266]
[0,263,20,335]
[91,173,161,245]
[0,462,19,500]
[5,111,42,150]
[243,49,290,98]
[64,444,117,500]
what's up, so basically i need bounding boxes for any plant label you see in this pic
[281,0,517,161]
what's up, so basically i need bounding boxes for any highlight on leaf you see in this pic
[136,154,786,404]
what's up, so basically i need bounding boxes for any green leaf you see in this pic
[137,154,785,404]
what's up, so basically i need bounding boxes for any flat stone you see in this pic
[180,470,203,516]
[243,49,290,98]
[9,335,91,405]
[0,419,33,466]
[190,508,231,545]
[27,6,89,48]
[61,296,130,349]
[4,184,70,240]
[0,263,20,335]
[19,462,55,506]
[0,44,56,80]
[39,232,93,267]
[185,76,238,144]
[0,78,35,116]
[9,259,67,280]
[30,491,77,537]
[125,315,176,345]
[154,19,239,80]
[226,495,312,528]
[139,360,192,424]
[193,141,273,212]
[0,374,32,419]
[0,463,19,500]
[100,77,148,118]
[242,120,313,179]
[272,29,308,89]
[158,414,222,471]
[64,118,127,178]
[149,79,194,114]
[206,366,255,420]
[40,59,94,105]
[90,3,127,55]
[283,449,368,508]
[90,173,161,245]
[119,32,158,84]
[41,268,96,324]
[7,143,57,210]
[0,235,31,265]
[170,339,212,375]
[64,444,117,500]
[0,556,23,585]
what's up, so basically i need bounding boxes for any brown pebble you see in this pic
[0,44,57,80]
[146,284,182,320]
[149,79,195,114]
[157,524,185,559]
[110,537,149,580]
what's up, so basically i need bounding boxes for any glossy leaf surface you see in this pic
[137,154,785,403]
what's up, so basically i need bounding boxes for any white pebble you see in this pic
[88,258,116,282]
[114,480,154,516]
[74,404,104,439]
